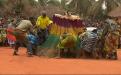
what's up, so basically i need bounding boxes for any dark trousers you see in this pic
[13,29,29,54]
[37,28,48,44]
[27,42,37,55]
[14,40,37,55]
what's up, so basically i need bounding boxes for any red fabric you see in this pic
[7,28,16,42]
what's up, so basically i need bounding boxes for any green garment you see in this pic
[57,35,77,49]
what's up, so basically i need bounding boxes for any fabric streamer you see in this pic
[37,14,85,57]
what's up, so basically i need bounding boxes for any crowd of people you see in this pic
[0,12,121,60]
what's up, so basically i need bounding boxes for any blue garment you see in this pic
[27,34,38,54]
[27,34,38,45]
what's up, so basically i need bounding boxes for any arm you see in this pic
[36,17,41,27]
[46,17,53,27]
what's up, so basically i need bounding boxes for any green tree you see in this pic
[0,0,4,7]
[67,0,121,19]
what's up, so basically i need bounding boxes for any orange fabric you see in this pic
[7,28,16,42]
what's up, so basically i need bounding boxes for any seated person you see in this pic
[27,32,38,56]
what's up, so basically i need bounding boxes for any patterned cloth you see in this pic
[81,32,98,52]
[104,19,120,52]
[104,31,119,53]
[27,34,38,45]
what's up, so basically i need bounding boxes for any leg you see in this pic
[92,49,100,59]
[81,49,86,58]
[111,50,118,60]
[55,49,61,59]
[55,48,64,59]
[76,49,81,58]
[13,40,20,55]
[42,30,47,43]
[37,29,46,44]
[32,45,37,55]
[106,51,112,59]
[23,36,33,57]
[27,42,33,56]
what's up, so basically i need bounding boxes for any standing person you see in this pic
[36,11,52,44]
[13,17,35,56]
[7,19,16,48]
[104,18,120,60]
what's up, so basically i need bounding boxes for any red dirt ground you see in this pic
[0,47,121,75]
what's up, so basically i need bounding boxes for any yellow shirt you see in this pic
[36,16,52,29]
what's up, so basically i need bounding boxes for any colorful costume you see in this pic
[7,23,16,46]
[37,14,84,57]
[80,31,99,53]
[104,19,120,59]
[57,34,77,49]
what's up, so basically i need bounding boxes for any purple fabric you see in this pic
[52,16,84,28]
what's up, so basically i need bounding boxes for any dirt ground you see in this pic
[0,47,121,75]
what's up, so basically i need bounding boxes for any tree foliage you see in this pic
[0,0,121,19]
[67,0,121,19]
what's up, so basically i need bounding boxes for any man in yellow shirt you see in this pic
[36,12,52,44]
